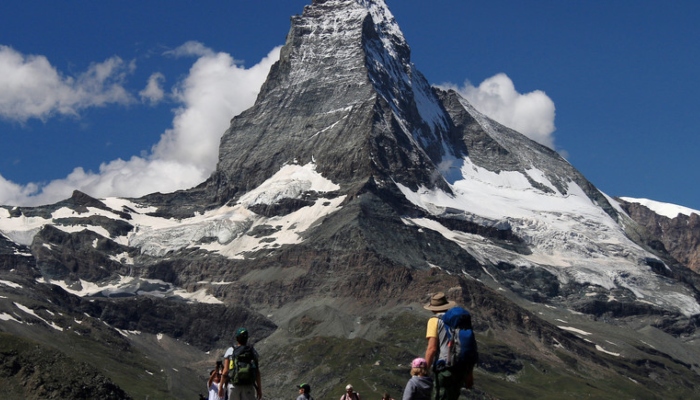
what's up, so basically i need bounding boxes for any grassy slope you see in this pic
[257,311,697,399]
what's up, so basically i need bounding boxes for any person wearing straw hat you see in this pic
[423,292,468,400]
[423,292,456,367]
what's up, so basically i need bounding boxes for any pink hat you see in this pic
[411,357,427,368]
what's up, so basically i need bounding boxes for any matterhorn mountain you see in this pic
[1,0,699,399]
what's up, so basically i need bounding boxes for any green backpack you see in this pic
[228,345,257,385]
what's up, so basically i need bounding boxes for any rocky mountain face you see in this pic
[1,0,700,399]
[206,0,458,206]
[620,199,700,273]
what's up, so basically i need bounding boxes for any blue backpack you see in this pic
[440,307,478,368]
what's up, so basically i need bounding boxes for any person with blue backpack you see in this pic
[218,327,262,400]
[424,292,479,400]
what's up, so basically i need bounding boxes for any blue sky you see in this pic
[1,0,698,211]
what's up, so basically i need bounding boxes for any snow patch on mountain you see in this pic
[0,162,344,302]
[57,223,113,241]
[595,345,620,357]
[0,212,48,246]
[42,275,222,304]
[101,197,158,214]
[239,162,340,206]
[558,326,592,336]
[0,312,22,324]
[397,157,700,317]
[620,197,699,219]
[109,252,133,265]
[0,204,134,246]
[0,280,22,289]
[128,162,343,258]
[14,302,63,331]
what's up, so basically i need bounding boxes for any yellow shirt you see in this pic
[426,316,439,338]
[426,315,450,365]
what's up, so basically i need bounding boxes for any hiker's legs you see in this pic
[464,365,474,389]
[229,384,256,400]
[434,368,463,400]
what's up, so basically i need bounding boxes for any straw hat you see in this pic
[423,292,456,311]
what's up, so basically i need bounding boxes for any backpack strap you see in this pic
[435,316,452,364]
[233,344,246,357]
[436,315,446,339]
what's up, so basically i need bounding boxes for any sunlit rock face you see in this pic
[620,199,700,274]
[212,0,458,203]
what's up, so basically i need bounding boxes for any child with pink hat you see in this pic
[401,357,433,400]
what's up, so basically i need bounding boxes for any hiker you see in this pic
[401,357,433,400]
[297,382,314,400]
[341,383,361,400]
[207,360,224,400]
[424,292,478,400]
[381,392,396,400]
[219,327,262,400]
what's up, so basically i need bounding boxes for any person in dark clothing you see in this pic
[297,382,313,400]
[219,327,262,400]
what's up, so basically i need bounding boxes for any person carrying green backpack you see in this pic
[219,327,262,400]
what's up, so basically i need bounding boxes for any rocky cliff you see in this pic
[620,199,700,273]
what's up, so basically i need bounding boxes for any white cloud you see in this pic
[0,45,134,122]
[0,43,281,206]
[439,73,557,149]
[0,49,554,207]
[165,40,215,58]
[0,174,38,206]
[151,42,281,173]
[139,72,165,105]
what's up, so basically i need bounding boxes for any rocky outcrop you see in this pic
[31,225,132,282]
[0,233,36,275]
[621,200,700,273]
[7,190,128,220]
[0,332,131,400]
[81,297,277,351]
